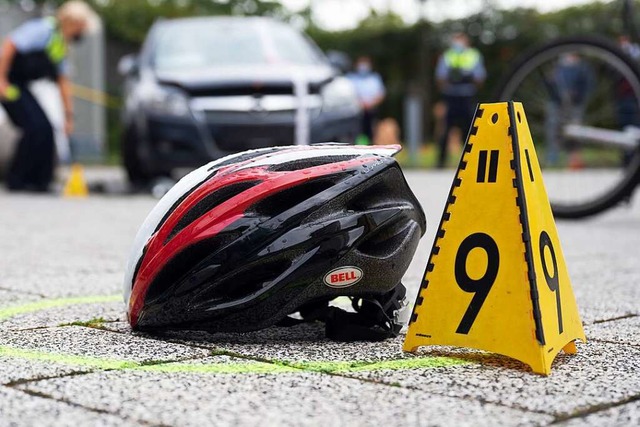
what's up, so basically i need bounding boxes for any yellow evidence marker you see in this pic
[404,101,585,375]
[63,163,89,198]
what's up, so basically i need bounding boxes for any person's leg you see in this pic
[438,121,451,168]
[2,88,32,190]
[544,101,560,166]
[460,97,475,139]
[566,103,587,169]
[2,87,54,191]
[438,98,453,168]
[362,109,373,144]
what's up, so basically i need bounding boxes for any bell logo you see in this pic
[324,267,363,288]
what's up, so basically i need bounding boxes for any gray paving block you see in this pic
[0,386,139,427]
[98,320,132,334]
[555,215,640,325]
[348,341,640,417]
[585,316,640,346]
[0,356,89,385]
[0,196,153,298]
[0,300,124,331]
[0,272,124,298]
[19,369,553,427]
[568,256,640,324]
[556,399,640,427]
[0,289,41,310]
[106,323,420,365]
[146,322,472,366]
[0,326,209,363]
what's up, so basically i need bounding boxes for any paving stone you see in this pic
[0,300,124,331]
[556,399,640,426]
[168,326,416,364]
[585,315,640,346]
[0,356,89,385]
[347,341,640,417]
[0,272,124,299]
[0,386,139,427]
[19,369,553,427]
[0,289,41,310]
[0,326,209,363]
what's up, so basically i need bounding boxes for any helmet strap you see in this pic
[278,283,407,342]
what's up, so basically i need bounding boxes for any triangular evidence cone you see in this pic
[403,102,585,375]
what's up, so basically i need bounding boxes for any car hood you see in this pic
[154,64,335,93]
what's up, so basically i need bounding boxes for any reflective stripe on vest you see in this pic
[444,48,480,71]
[45,17,66,64]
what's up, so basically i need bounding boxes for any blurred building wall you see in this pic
[68,26,106,161]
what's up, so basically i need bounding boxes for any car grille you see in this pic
[210,124,295,151]
[203,108,321,125]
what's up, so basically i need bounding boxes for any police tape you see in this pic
[71,83,120,109]
[0,83,119,107]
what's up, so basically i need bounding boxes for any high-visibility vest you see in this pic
[45,16,67,65]
[443,48,480,84]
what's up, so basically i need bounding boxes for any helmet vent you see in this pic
[200,258,292,303]
[357,218,415,258]
[268,155,358,172]
[145,233,240,303]
[347,179,396,211]
[154,170,219,235]
[165,180,260,243]
[251,175,348,217]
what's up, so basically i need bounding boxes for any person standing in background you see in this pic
[0,1,98,192]
[544,53,594,168]
[617,35,640,166]
[435,33,486,168]
[347,56,386,144]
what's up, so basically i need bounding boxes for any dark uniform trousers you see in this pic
[438,94,475,168]
[2,85,55,191]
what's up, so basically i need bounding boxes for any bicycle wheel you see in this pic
[493,36,640,218]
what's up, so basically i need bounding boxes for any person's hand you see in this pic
[0,78,10,100]
[64,115,74,136]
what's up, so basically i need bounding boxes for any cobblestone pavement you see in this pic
[0,167,638,426]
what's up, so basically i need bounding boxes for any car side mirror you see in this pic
[118,54,139,76]
[326,50,351,75]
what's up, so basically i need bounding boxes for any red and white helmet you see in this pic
[124,144,426,340]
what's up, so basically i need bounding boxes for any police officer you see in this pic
[347,56,386,144]
[0,1,98,192]
[435,33,486,168]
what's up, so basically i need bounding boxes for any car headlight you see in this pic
[321,77,360,114]
[141,83,190,117]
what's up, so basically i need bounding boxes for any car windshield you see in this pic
[153,20,323,71]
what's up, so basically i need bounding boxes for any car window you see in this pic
[153,20,323,71]
[266,22,323,65]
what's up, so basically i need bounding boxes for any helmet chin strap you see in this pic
[278,283,408,341]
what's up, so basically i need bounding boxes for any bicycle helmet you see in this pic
[123,144,426,341]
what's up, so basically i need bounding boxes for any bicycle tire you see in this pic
[492,35,640,219]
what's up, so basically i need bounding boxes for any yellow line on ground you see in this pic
[0,296,469,374]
